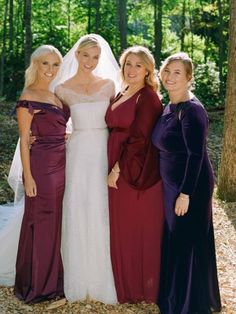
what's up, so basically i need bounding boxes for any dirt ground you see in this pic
[0,196,235,314]
[0,109,235,313]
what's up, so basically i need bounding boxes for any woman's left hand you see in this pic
[175,193,190,216]
[108,171,119,189]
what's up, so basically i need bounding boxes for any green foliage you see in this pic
[0,102,18,204]
[194,62,222,108]
[0,0,230,108]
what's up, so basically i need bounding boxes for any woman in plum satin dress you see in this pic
[14,45,69,303]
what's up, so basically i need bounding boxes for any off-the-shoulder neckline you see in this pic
[17,99,64,111]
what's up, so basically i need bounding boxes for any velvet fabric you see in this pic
[152,98,221,314]
[14,100,69,303]
[105,86,165,303]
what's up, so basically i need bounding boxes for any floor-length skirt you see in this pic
[61,129,117,304]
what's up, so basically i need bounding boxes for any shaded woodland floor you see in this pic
[0,103,235,313]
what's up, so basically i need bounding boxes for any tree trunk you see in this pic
[0,0,9,96]
[188,0,193,58]
[117,0,127,52]
[24,0,32,68]
[217,0,224,96]
[154,0,162,68]
[9,0,14,54]
[67,0,71,47]
[218,0,236,201]
[180,0,186,51]
[87,0,92,33]
[95,0,101,33]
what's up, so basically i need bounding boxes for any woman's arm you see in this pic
[175,102,208,216]
[17,107,37,197]
[108,88,163,190]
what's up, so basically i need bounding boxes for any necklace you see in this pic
[122,84,145,97]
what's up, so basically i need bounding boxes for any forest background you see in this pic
[0,1,236,312]
[0,0,233,201]
[0,0,230,107]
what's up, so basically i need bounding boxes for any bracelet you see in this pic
[112,168,120,174]
[179,195,189,201]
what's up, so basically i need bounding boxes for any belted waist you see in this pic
[73,127,107,132]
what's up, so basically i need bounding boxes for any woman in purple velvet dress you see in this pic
[14,45,69,303]
[152,52,221,313]
[106,46,164,303]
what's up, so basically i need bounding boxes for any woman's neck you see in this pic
[29,81,50,92]
[75,69,95,84]
[169,90,191,105]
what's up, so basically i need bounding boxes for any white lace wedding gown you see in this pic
[55,80,117,304]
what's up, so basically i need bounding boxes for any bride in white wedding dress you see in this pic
[54,34,119,303]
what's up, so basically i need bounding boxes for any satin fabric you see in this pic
[14,100,69,303]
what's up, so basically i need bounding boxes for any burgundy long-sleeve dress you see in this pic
[105,85,165,303]
[152,99,221,314]
[14,100,69,303]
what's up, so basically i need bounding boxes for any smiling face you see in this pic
[123,53,148,86]
[160,60,191,93]
[76,46,101,73]
[36,53,61,83]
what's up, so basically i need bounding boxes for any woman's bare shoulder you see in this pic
[19,88,39,101]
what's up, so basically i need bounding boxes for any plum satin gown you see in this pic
[14,100,69,303]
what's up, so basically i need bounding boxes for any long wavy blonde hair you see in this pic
[24,45,62,88]
[119,46,159,92]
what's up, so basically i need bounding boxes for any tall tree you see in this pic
[67,0,71,46]
[24,0,32,67]
[0,0,9,96]
[180,0,186,51]
[217,0,224,95]
[117,0,127,52]
[9,0,14,54]
[154,0,162,68]
[95,0,101,33]
[87,0,92,33]
[218,0,236,201]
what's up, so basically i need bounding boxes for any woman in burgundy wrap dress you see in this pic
[152,52,221,313]
[14,45,69,303]
[106,46,164,303]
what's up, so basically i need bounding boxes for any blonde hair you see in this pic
[119,46,159,92]
[76,35,101,53]
[159,52,194,87]
[24,45,62,88]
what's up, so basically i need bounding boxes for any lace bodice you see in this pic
[55,80,115,105]
[55,80,115,130]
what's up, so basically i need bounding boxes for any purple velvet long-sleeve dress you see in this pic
[152,98,221,314]
[14,100,69,303]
